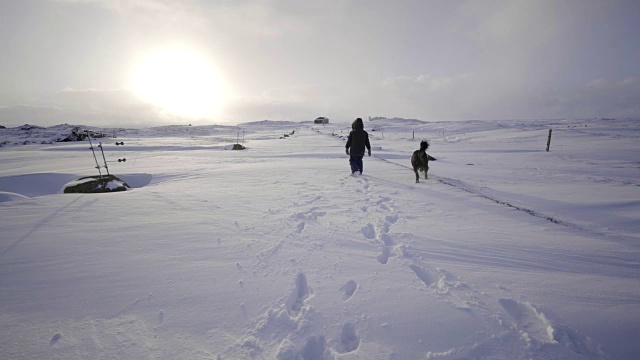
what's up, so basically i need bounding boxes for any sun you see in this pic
[129,46,226,118]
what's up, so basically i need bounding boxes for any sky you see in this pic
[0,0,639,127]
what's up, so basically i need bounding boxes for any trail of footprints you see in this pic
[357,177,481,311]
[227,188,363,358]
[352,174,601,357]
[224,175,602,358]
[353,177,401,265]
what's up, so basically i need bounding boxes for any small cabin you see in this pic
[314,117,329,124]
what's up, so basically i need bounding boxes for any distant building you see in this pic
[314,117,329,124]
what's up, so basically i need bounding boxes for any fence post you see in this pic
[546,129,552,152]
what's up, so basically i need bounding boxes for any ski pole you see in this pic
[86,132,103,180]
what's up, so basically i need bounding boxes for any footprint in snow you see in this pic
[296,221,305,233]
[293,209,326,221]
[380,233,395,246]
[377,246,392,265]
[285,272,310,316]
[498,299,553,341]
[410,264,437,286]
[361,223,376,239]
[336,323,360,354]
[276,336,332,360]
[499,298,566,344]
[497,297,601,356]
[49,333,62,346]
[340,280,358,301]
[300,335,331,359]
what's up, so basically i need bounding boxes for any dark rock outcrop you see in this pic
[63,175,130,194]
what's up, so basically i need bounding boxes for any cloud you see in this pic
[382,74,474,94]
[261,84,334,105]
[586,77,639,91]
[13,0,637,126]
[545,77,640,118]
[0,85,343,127]
[0,88,194,127]
[220,84,348,123]
[0,105,68,127]
[371,72,640,121]
[372,73,477,120]
[221,99,322,123]
[54,0,176,15]
[50,88,148,112]
[0,103,142,128]
[467,0,560,47]
[56,0,342,39]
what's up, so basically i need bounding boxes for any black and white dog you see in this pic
[411,140,436,183]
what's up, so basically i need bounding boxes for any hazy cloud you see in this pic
[0,88,191,127]
[550,77,640,119]
[1,0,638,127]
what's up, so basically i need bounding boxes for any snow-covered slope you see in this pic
[0,118,638,359]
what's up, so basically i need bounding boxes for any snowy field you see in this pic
[1,118,639,359]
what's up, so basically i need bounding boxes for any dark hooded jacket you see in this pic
[346,118,371,157]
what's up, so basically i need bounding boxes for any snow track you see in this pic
[373,154,567,226]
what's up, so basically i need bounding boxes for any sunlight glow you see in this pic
[130,46,226,118]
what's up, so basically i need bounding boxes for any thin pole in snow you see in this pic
[546,129,552,152]
[86,132,103,180]
[98,142,110,176]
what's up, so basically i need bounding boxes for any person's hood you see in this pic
[353,118,364,131]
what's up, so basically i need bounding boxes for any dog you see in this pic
[411,140,436,183]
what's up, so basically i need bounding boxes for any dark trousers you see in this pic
[349,155,363,174]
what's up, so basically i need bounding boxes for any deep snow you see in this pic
[0,118,639,359]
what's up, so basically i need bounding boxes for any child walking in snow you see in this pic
[345,118,371,176]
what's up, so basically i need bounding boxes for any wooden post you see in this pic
[546,129,552,152]
[412,131,414,140]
